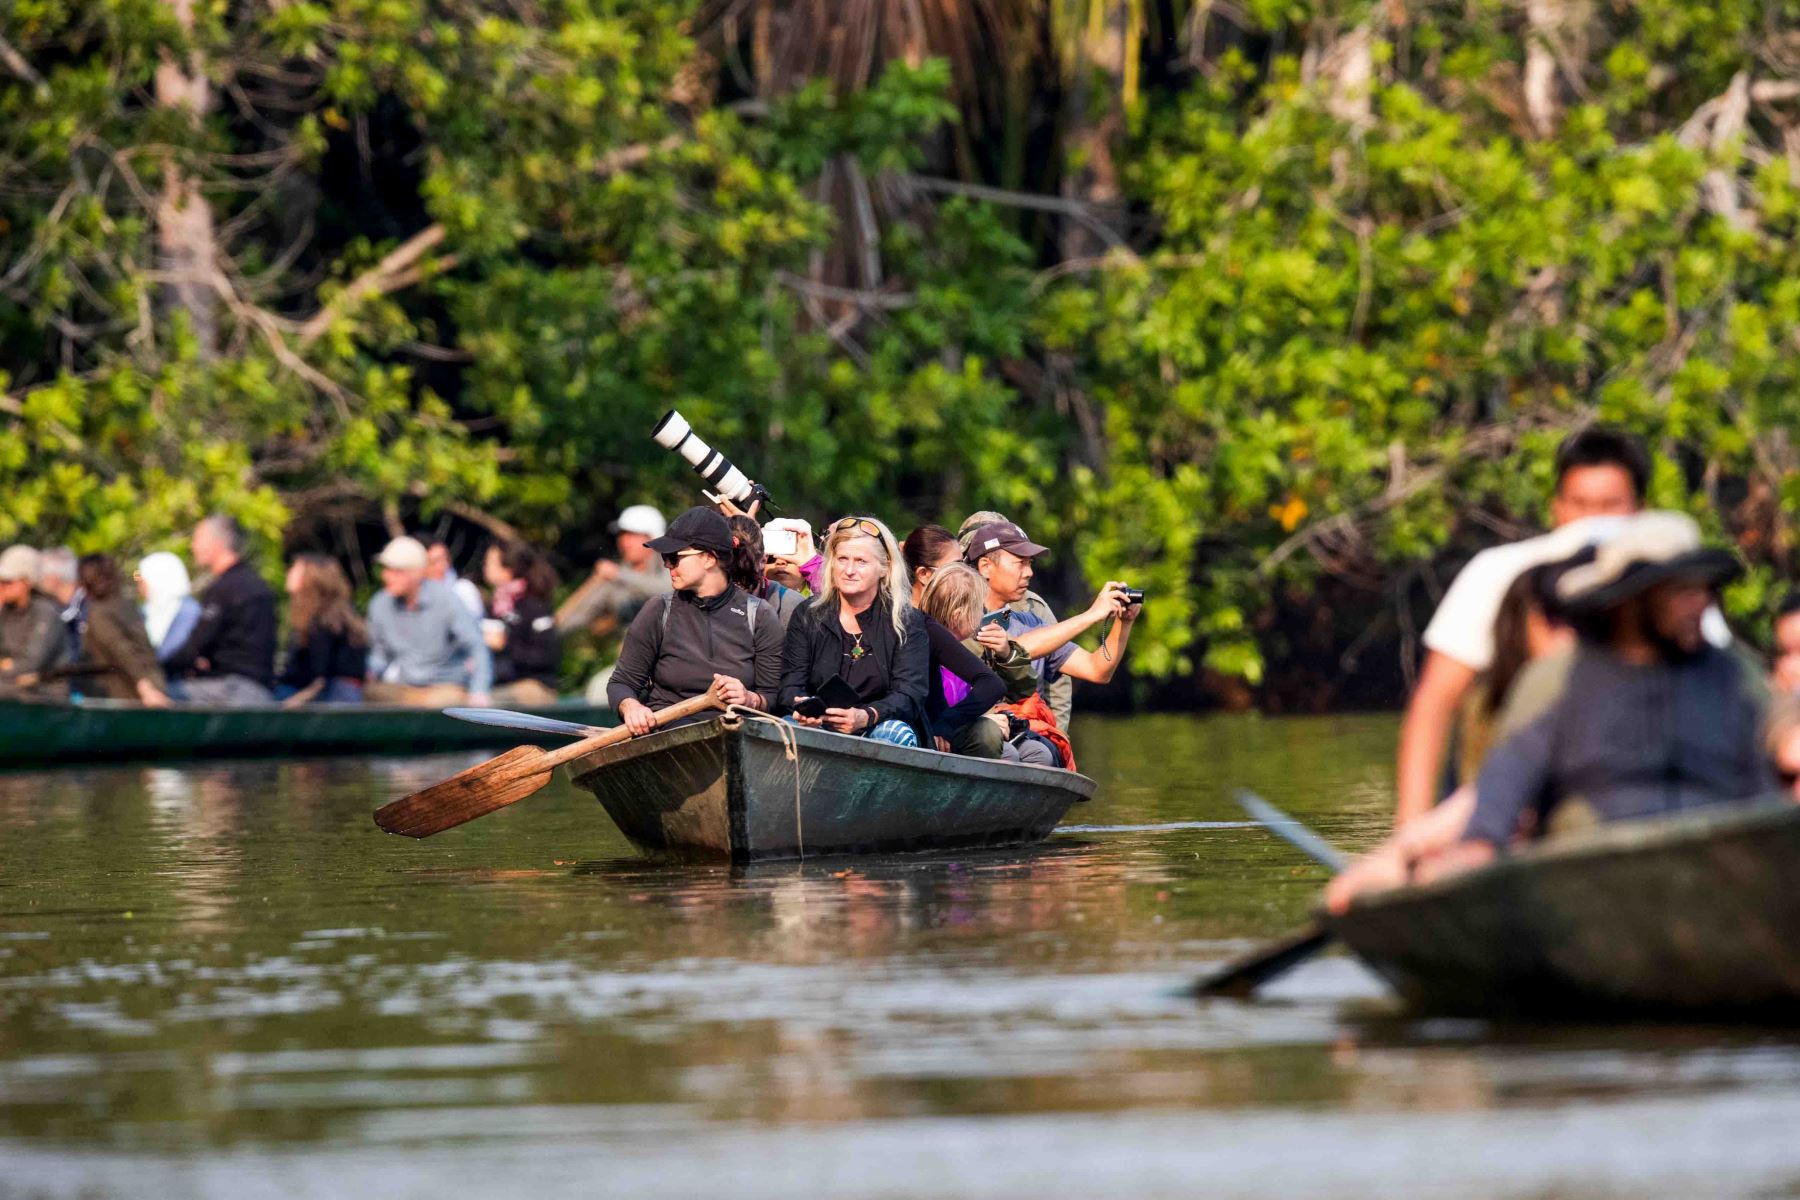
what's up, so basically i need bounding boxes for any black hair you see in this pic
[1553,427,1650,502]
[902,524,959,580]
[1779,591,1800,621]
[493,540,558,599]
[724,515,765,594]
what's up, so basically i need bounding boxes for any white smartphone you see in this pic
[763,526,800,558]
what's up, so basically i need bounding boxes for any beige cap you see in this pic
[376,536,429,572]
[0,544,40,583]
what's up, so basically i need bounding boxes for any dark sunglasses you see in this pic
[661,549,708,569]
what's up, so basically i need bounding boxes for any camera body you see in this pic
[651,410,767,508]
[1119,586,1146,606]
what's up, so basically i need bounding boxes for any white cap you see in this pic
[376,536,429,572]
[611,505,667,539]
[0,544,39,583]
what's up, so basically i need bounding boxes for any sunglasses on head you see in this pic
[831,517,885,540]
[661,549,709,569]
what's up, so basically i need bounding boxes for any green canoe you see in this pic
[567,713,1096,862]
[0,697,618,767]
[1326,800,1800,1019]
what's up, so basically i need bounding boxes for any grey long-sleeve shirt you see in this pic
[1464,643,1773,846]
[367,579,492,693]
[606,586,782,713]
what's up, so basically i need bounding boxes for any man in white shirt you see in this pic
[1393,428,1648,825]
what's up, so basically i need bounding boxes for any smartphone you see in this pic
[793,695,826,718]
[763,526,800,557]
[979,609,1010,629]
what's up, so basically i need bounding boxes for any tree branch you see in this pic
[296,223,447,347]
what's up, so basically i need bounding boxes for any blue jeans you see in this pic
[786,716,919,748]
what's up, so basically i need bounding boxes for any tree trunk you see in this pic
[1058,3,1129,263]
[1523,0,1561,137]
[155,0,218,357]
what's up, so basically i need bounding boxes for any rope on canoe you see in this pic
[720,704,805,860]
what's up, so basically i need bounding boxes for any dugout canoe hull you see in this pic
[566,715,1096,862]
[0,697,617,767]
[1326,801,1800,1019]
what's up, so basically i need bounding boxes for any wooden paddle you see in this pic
[1190,789,1349,999]
[372,690,722,838]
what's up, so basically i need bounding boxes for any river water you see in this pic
[3,714,1799,1198]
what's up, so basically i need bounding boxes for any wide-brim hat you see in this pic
[1554,511,1741,614]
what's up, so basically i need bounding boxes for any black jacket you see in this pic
[778,596,929,743]
[162,561,278,689]
[922,618,1005,740]
[493,594,561,687]
[279,623,369,692]
[607,586,783,713]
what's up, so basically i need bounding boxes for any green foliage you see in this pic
[6,0,1800,697]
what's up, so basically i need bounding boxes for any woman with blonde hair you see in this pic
[277,554,368,704]
[915,562,1013,757]
[779,516,929,747]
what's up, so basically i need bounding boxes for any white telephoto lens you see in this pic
[714,465,753,504]
[680,439,712,468]
[651,410,691,450]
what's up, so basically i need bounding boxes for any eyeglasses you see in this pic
[831,517,885,540]
[661,549,708,569]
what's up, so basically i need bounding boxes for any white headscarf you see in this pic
[138,551,193,648]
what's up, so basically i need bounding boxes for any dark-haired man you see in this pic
[957,511,1075,728]
[1394,427,1649,825]
[163,515,279,705]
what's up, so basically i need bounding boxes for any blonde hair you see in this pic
[815,516,911,640]
[920,562,985,640]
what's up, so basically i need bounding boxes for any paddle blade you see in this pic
[373,745,553,838]
[1190,922,1333,999]
[442,707,604,739]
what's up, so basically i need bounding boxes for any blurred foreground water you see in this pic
[3,713,1799,1198]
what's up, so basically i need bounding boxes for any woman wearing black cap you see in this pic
[606,506,785,736]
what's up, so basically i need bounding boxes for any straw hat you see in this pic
[1553,512,1739,613]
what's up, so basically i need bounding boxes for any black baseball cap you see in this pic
[963,521,1048,564]
[645,506,734,558]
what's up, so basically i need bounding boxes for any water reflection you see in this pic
[1,715,1798,1198]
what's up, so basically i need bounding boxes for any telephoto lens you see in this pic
[650,411,762,507]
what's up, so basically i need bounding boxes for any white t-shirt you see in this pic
[1422,518,1626,672]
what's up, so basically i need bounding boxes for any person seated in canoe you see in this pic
[138,551,202,665]
[722,513,805,630]
[62,555,171,706]
[608,506,784,735]
[965,520,1140,767]
[1393,428,1649,827]
[917,561,1044,760]
[425,539,486,618]
[36,547,83,661]
[365,536,493,708]
[760,517,821,597]
[0,545,74,700]
[277,554,369,705]
[481,540,562,708]
[555,504,673,637]
[1325,564,1572,911]
[957,511,1072,730]
[778,516,929,747]
[1331,512,1773,909]
[161,516,280,706]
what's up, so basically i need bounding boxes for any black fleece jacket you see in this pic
[607,586,782,712]
[778,595,929,743]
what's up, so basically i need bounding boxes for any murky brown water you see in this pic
[3,714,1799,1198]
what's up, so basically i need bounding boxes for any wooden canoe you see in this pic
[1326,800,1800,1019]
[565,714,1096,862]
[0,697,617,767]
